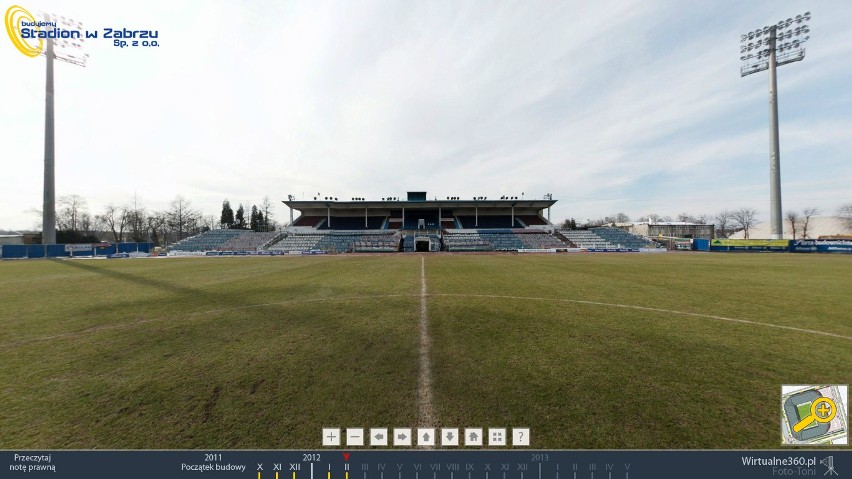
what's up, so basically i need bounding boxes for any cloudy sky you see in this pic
[1,0,850,230]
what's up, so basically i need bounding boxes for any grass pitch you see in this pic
[1,253,850,449]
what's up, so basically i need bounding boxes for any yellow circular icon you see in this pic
[5,5,44,58]
[811,397,837,423]
[792,397,836,433]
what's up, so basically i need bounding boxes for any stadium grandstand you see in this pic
[276,191,565,253]
[167,192,664,254]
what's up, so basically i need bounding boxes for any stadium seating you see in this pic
[353,233,400,252]
[266,233,324,252]
[442,230,566,252]
[590,227,658,249]
[478,230,525,251]
[514,230,568,249]
[218,231,282,251]
[558,230,617,249]
[442,232,493,252]
[316,232,398,253]
[267,231,400,253]
[170,229,245,252]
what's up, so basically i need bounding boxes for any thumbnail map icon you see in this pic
[781,385,848,445]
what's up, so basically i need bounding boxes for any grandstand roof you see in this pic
[283,198,557,210]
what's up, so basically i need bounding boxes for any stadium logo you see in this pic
[5,5,45,57]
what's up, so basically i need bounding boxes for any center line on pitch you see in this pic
[418,255,436,428]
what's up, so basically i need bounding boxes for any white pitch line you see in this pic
[418,255,436,428]
[430,293,852,341]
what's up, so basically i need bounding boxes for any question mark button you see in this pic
[513,428,530,447]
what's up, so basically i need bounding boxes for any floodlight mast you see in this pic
[767,25,782,241]
[43,20,55,244]
[739,13,810,240]
[39,12,89,244]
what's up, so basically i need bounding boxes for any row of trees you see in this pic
[37,195,852,244]
[717,208,758,239]
[785,207,820,240]
[40,194,279,245]
[560,205,832,239]
[718,206,820,239]
[220,197,276,231]
[48,194,205,245]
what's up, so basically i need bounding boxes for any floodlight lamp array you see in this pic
[738,11,810,77]
[37,11,89,67]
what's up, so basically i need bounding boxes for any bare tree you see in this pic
[147,211,167,246]
[558,218,578,230]
[694,214,710,225]
[201,214,218,232]
[260,196,276,230]
[715,209,733,238]
[79,212,94,237]
[166,196,200,241]
[602,213,630,224]
[731,207,758,239]
[676,213,692,223]
[645,213,662,222]
[785,210,800,239]
[56,195,87,232]
[97,203,128,242]
[801,207,819,239]
[125,194,148,242]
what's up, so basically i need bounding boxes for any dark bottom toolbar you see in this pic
[3,450,849,479]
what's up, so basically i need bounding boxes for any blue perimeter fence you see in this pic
[4,240,850,258]
[693,238,852,253]
[0,242,153,259]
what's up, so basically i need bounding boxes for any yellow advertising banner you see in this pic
[710,239,790,247]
